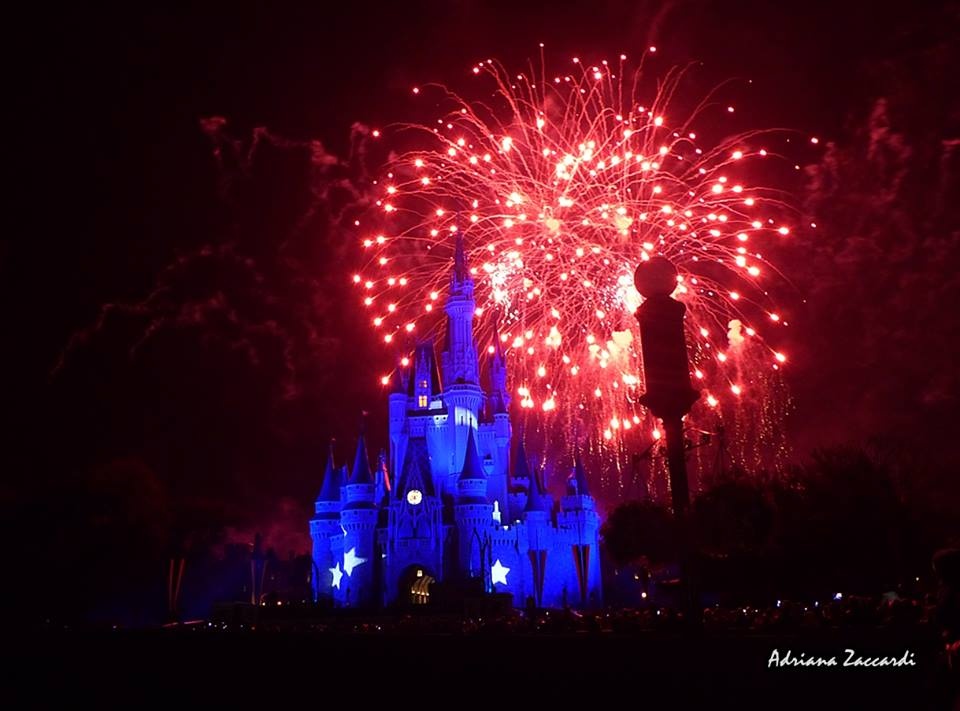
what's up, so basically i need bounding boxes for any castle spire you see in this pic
[456,426,489,506]
[442,224,479,386]
[351,425,373,484]
[491,315,504,361]
[454,223,468,283]
[570,451,591,497]
[390,357,407,394]
[512,438,531,480]
[488,316,509,414]
[410,340,443,407]
[317,439,341,502]
[460,427,486,481]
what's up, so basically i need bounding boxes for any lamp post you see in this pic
[633,256,700,624]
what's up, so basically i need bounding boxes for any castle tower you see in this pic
[410,342,443,411]
[512,439,531,486]
[506,438,531,520]
[558,453,602,608]
[454,427,494,583]
[406,341,450,495]
[441,230,484,475]
[489,417,510,515]
[486,325,511,521]
[488,320,510,414]
[441,230,480,387]
[523,463,553,608]
[309,440,344,600]
[340,430,378,607]
[388,362,408,477]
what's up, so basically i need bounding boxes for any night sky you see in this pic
[3,1,958,616]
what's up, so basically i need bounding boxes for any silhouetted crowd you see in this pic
[190,589,937,637]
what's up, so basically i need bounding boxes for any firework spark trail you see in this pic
[355,50,797,494]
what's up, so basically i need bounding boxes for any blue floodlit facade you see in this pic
[309,234,602,609]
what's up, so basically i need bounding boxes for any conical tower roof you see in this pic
[407,341,443,396]
[351,431,373,484]
[390,364,406,394]
[512,439,531,480]
[459,427,486,481]
[317,440,341,502]
[525,466,552,513]
[571,451,591,497]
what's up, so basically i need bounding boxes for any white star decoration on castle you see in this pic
[491,559,510,586]
[343,547,368,576]
[329,562,343,590]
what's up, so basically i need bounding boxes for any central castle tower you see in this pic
[310,231,602,609]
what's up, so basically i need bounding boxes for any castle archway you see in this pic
[398,564,436,606]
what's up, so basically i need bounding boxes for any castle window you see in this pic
[419,379,428,389]
[418,395,428,408]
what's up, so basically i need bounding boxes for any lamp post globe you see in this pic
[633,256,679,298]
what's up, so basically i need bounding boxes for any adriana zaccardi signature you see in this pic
[767,649,917,668]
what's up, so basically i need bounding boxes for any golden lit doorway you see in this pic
[400,565,435,605]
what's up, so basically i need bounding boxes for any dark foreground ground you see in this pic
[5,624,956,709]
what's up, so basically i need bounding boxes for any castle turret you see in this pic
[340,430,378,607]
[441,230,484,476]
[525,466,553,516]
[524,464,553,607]
[511,439,531,487]
[558,453,602,608]
[441,230,480,386]
[505,438,532,522]
[455,428,494,582]
[310,441,344,599]
[388,361,408,476]
[410,342,443,411]
[488,320,510,414]
[315,441,342,513]
[568,452,591,499]
[486,324,511,520]
[489,417,510,513]
[456,429,488,504]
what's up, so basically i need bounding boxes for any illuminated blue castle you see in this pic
[310,234,602,609]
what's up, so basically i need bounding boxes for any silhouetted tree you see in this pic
[693,474,773,556]
[601,500,678,567]
[691,474,776,602]
[771,446,915,595]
